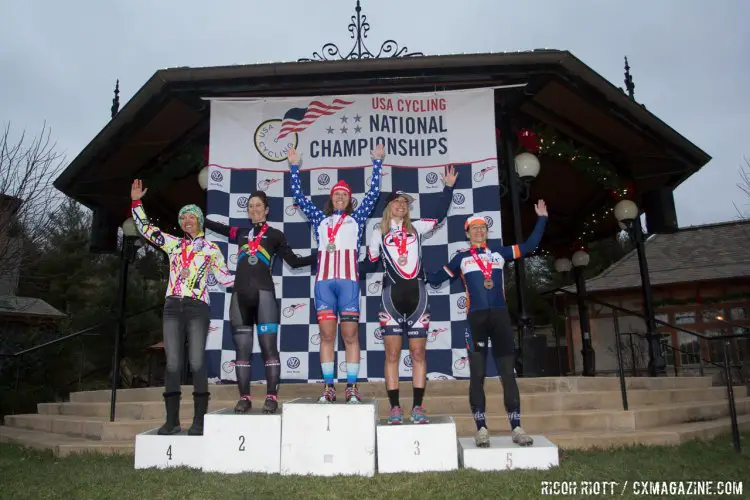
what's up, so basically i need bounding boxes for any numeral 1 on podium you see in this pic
[326,415,330,432]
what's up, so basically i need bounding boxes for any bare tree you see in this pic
[734,156,750,219]
[0,122,66,294]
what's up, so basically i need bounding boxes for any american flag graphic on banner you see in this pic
[277,98,354,140]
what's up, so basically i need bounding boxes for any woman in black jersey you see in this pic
[360,166,457,425]
[205,191,314,414]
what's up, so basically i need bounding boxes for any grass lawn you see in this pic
[2,433,749,500]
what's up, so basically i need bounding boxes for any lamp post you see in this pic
[555,252,595,376]
[110,217,139,422]
[498,116,541,377]
[614,199,667,376]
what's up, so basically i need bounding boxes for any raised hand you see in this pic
[287,147,300,166]
[535,199,548,217]
[442,164,458,187]
[371,143,385,161]
[131,179,148,201]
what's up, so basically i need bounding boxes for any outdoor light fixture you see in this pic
[198,166,209,191]
[572,250,590,268]
[554,257,573,273]
[121,217,138,238]
[614,199,638,224]
[514,152,541,181]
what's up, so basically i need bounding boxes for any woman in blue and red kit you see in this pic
[204,190,315,414]
[287,144,384,404]
[427,200,548,448]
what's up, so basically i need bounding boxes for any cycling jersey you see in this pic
[132,200,234,304]
[203,220,315,292]
[427,216,547,312]
[289,159,383,282]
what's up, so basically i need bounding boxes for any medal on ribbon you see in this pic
[180,239,196,281]
[470,246,494,289]
[392,223,408,266]
[246,224,268,265]
[326,214,347,252]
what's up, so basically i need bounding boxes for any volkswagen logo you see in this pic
[426,172,439,185]
[207,273,218,286]
[429,281,442,290]
[310,333,321,345]
[339,361,346,372]
[452,193,465,205]
[210,171,223,182]
[404,355,413,368]
[287,357,301,369]
[317,174,330,186]
[352,198,359,209]
[237,196,249,209]
[457,296,467,310]
[486,216,494,228]
[374,327,384,340]
[374,222,381,231]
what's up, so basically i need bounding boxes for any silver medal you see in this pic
[326,243,336,252]
[248,254,259,265]
[397,255,408,266]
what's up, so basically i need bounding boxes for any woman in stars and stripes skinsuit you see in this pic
[287,144,384,404]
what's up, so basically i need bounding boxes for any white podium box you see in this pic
[202,408,282,474]
[134,428,203,470]
[280,397,378,477]
[376,415,458,474]
[459,435,559,471]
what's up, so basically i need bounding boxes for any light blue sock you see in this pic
[347,363,360,385]
[321,362,334,385]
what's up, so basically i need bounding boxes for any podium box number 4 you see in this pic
[459,435,560,471]
[134,429,203,470]
[202,408,282,474]
[280,397,378,477]
[376,415,459,473]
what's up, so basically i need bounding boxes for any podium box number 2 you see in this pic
[280,397,378,477]
[202,408,282,474]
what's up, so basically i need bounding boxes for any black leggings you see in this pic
[229,289,281,397]
[466,308,521,430]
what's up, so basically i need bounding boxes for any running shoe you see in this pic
[475,427,490,448]
[345,384,361,404]
[410,405,430,424]
[262,395,278,414]
[234,396,251,414]
[318,386,336,403]
[511,426,533,446]
[388,406,404,425]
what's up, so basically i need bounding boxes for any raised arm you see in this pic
[277,232,316,269]
[495,200,549,260]
[130,180,180,253]
[208,243,235,288]
[203,218,233,239]
[419,165,458,229]
[426,251,464,285]
[352,144,385,224]
[287,148,325,226]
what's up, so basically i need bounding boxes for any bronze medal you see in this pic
[180,268,190,280]
[397,255,408,266]
[483,278,494,289]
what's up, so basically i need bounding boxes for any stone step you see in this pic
[10,397,750,441]
[3,414,748,458]
[68,376,714,403]
[38,386,748,420]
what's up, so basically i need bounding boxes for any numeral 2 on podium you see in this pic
[239,435,246,451]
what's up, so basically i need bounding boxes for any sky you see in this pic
[1,0,748,226]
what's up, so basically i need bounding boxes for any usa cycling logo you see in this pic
[222,360,235,373]
[287,357,301,369]
[257,178,281,191]
[207,273,218,286]
[427,327,448,342]
[253,119,298,163]
[374,327,384,342]
[366,171,388,187]
[282,303,306,318]
[457,296,467,310]
[237,196,249,209]
[317,173,330,186]
[452,193,466,206]
[310,333,321,346]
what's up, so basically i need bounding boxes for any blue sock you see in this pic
[473,409,487,430]
[508,409,521,430]
[321,362,334,385]
[346,363,359,385]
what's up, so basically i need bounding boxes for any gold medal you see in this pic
[483,278,494,289]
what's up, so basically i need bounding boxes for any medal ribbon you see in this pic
[248,223,268,255]
[327,213,347,247]
[392,223,408,257]
[469,246,493,280]
[181,239,197,272]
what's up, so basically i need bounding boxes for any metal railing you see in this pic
[548,287,749,453]
[2,302,162,416]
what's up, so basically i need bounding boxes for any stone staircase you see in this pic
[2,376,749,457]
